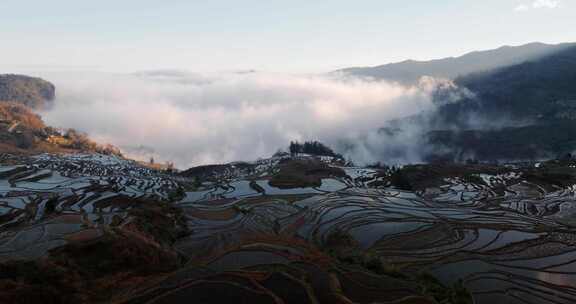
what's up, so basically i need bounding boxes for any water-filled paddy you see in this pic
[2,154,576,303]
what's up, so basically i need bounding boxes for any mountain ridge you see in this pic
[337,42,576,84]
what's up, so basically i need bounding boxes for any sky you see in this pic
[1,0,575,73]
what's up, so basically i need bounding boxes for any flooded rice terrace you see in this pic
[1,152,575,303]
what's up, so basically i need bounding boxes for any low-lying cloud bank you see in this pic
[39,71,446,168]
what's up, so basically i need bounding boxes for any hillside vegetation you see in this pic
[0,102,121,155]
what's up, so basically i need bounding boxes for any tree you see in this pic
[289,141,300,155]
[288,140,343,159]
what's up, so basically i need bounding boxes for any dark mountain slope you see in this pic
[451,45,576,121]
[427,122,576,161]
[426,45,576,161]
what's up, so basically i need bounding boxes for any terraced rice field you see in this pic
[1,153,575,303]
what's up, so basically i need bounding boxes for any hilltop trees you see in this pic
[289,140,343,159]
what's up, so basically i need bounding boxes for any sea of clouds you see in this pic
[38,70,449,168]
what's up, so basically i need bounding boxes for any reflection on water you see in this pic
[175,169,576,303]
[2,154,576,303]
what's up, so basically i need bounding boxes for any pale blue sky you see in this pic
[1,0,575,73]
